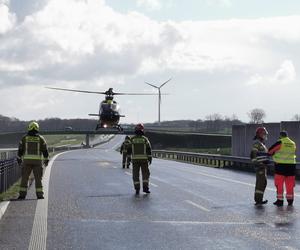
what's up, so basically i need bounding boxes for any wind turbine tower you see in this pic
[145,78,172,124]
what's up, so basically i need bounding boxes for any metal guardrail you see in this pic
[0,135,115,194]
[0,149,19,194]
[152,150,300,175]
[152,150,252,168]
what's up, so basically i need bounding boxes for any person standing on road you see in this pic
[120,136,131,169]
[269,131,296,207]
[127,123,152,195]
[17,121,49,200]
[250,127,270,205]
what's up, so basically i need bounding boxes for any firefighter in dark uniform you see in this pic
[127,123,152,195]
[17,121,49,200]
[250,127,269,205]
[120,136,131,168]
[269,131,297,206]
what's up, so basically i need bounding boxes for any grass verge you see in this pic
[0,180,20,202]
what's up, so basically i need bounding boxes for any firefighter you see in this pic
[17,121,49,200]
[269,131,296,206]
[120,136,131,168]
[127,123,152,195]
[250,127,270,205]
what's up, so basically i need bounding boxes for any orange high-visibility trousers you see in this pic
[274,174,295,201]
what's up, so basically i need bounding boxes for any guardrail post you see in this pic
[85,134,90,148]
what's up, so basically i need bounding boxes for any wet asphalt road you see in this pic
[1,135,300,249]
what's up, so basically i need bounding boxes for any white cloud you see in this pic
[205,0,232,7]
[0,1,16,34]
[247,60,296,86]
[1,0,300,122]
[136,0,162,10]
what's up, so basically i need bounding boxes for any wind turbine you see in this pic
[145,78,172,124]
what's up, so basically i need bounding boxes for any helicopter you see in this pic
[46,86,158,131]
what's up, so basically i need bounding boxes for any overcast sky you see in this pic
[1,0,300,123]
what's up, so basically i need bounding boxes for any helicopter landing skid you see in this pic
[116,124,123,132]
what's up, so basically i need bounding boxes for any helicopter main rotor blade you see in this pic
[159,78,172,88]
[145,82,159,89]
[46,87,107,95]
[113,92,159,96]
[46,86,167,96]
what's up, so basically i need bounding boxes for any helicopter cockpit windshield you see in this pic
[100,101,119,113]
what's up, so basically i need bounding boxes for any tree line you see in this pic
[0,115,97,132]
[1,108,299,133]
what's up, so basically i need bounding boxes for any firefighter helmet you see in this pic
[135,123,144,132]
[28,121,39,132]
[255,126,268,139]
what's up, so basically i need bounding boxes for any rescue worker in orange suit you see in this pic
[250,127,270,205]
[120,136,131,169]
[127,123,152,195]
[269,131,296,206]
[17,121,49,200]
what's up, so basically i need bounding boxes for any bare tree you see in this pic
[247,108,266,124]
[292,114,300,121]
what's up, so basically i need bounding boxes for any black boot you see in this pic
[287,199,294,206]
[273,199,283,207]
[18,191,27,200]
[143,187,151,194]
[135,189,140,195]
[17,195,26,200]
[255,200,268,205]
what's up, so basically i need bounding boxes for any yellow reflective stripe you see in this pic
[23,155,43,160]
[25,136,40,142]
[143,180,149,183]
[255,190,264,194]
[132,155,148,160]
[36,188,43,192]
[19,187,27,192]
[134,181,140,184]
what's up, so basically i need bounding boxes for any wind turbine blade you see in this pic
[159,78,172,88]
[145,82,159,89]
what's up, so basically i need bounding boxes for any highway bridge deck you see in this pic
[0,136,300,249]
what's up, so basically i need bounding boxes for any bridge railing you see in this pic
[0,149,19,194]
[152,150,300,176]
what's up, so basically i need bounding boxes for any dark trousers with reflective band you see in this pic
[254,167,267,203]
[19,163,43,198]
[132,160,150,191]
[274,174,295,201]
[122,153,131,168]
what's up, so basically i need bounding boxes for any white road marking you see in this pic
[28,152,67,250]
[79,219,257,226]
[150,183,158,188]
[0,201,10,221]
[113,166,118,169]
[125,172,131,176]
[150,176,214,203]
[166,165,293,195]
[185,200,210,212]
[152,220,254,225]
